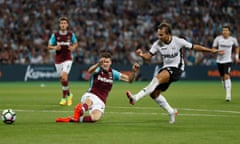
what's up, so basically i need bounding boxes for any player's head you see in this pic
[99,51,112,71]
[157,22,172,43]
[222,25,231,38]
[58,16,69,31]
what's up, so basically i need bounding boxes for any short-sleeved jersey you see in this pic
[88,67,121,104]
[48,31,78,64]
[212,35,239,63]
[149,36,193,71]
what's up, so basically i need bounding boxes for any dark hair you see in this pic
[157,22,172,34]
[59,16,69,24]
[222,25,231,32]
[100,50,112,59]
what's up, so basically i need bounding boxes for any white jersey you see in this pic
[212,35,239,63]
[149,36,193,71]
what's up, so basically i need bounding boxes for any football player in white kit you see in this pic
[126,22,224,124]
[212,25,239,102]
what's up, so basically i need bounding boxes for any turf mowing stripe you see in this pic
[1,104,240,114]
[11,109,240,118]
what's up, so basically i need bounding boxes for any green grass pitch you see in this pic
[0,81,240,144]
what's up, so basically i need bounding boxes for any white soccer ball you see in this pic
[1,109,16,124]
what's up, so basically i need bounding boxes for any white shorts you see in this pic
[81,92,105,114]
[55,60,73,76]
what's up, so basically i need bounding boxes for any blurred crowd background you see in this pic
[0,0,239,65]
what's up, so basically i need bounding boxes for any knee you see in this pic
[61,73,68,81]
[90,113,102,122]
[224,74,230,80]
[90,116,100,122]
[150,90,160,99]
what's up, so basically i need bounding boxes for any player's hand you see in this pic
[132,63,140,72]
[213,49,224,55]
[98,57,105,66]
[136,49,143,57]
[55,45,61,51]
[68,45,75,51]
[234,58,239,64]
[234,54,239,64]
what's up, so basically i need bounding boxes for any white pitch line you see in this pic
[16,109,70,113]
[12,109,240,118]
[108,106,240,114]
[1,104,240,116]
[180,108,240,114]
[107,111,236,117]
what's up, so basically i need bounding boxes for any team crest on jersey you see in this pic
[67,35,71,41]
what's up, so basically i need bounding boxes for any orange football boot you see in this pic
[55,117,71,122]
[72,104,83,121]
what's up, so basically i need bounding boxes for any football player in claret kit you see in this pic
[56,51,140,123]
[212,25,239,102]
[126,22,224,124]
[47,16,78,106]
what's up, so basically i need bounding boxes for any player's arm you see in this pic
[47,44,61,51]
[193,44,224,55]
[47,34,61,51]
[234,46,239,63]
[88,58,105,74]
[68,33,78,51]
[136,49,152,60]
[68,42,78,51]
[70,42,78,51]
[120,63,140,83]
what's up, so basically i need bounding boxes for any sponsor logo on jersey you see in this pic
[162,52,178,58]
[57,41,71,46]
[97,75,113,83]
[219,44,231,49]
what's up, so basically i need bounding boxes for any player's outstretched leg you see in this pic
[56,117,71,122]
[126,91,136,105]
[72,103,83,121]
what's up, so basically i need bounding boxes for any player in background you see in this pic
[47,17,78,106]
[126,22,224,124]
[212,25,239,102]
[56,51,140,123]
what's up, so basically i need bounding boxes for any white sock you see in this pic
[154,95,174,114]
[62,86,69,90]
[135,77,159,101]
[224,79,231,99]
[79,116,84,123]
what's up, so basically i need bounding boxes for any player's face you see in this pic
[222,28,230,38]
[59,20,69,31]
[157,28,170,43]
[101,58,112,71]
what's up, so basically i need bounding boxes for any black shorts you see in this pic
[155,67,182,92]
[217,63,232,77]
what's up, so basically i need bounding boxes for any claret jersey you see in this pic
[88,67,121,104]
[149,36,193,71]
[48,31,78,64]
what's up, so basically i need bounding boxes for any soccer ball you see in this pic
[1,109,16,124]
